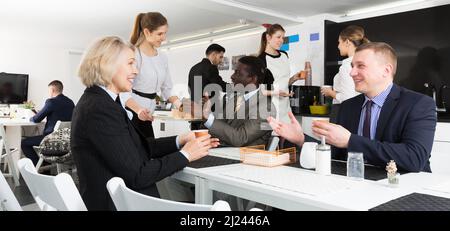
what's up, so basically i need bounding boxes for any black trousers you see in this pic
[21,135,46,165]
[130,111,155,138]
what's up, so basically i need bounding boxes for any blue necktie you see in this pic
[363,100,372,138]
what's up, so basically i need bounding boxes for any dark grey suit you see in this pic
[208,90,276,147]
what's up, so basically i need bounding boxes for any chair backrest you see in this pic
[54,121,71,131]
[107,177,231,211]
[17,158,86,211]
[0,169,22,211]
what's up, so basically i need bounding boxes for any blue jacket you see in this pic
[30,94,75,135]
[333,84,437,172]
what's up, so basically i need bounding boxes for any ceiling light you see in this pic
[212,23,249,33]
[167,40,210,51]
[214,29,264,42]
[169,32,211,43]
[344,0,427,16]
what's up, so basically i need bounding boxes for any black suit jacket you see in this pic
[71,86,188,210]
[30,94,75,135]
[334,84,436,172]
[188,58,228,101]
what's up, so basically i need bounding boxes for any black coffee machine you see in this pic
[290,86,321,114]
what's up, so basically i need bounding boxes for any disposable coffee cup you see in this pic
[194,129,209,138]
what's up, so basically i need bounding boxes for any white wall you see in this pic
[1,0,447,108]
[0,26,111,108]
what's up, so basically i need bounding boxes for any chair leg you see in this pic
[35,157,44,170]
[56,163,62,174]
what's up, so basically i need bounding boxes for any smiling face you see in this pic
[350,49,394,98]
[110,47,138,93]
[144,24,168,48]
[231,62,256,87]
[267,30,285,51]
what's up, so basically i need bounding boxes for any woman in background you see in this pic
[257,24,303,124]
[123,12,182,138]
[321,25,369,122]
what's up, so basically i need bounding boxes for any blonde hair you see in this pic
[356,42,398,76]
[78,36,135,87]
[339,25,370,47]
[130,12,168,46]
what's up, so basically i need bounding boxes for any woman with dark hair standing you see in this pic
[321,25,370,122]
[257,24,303,124]
[122,12,182,138]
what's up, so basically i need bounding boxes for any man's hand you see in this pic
[321,87,336,98]
[267,111,304,146]
[312,121,351,148]
[181,134,220,162]
[137,108,154,121]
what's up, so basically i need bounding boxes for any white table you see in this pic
[172,147,450,210]
[1,118,41,186]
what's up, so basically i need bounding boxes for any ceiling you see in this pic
[0,0,425,43]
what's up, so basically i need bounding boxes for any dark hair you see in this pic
[205,43,225,56]
[356,42,398,76]
[130,12,168,45]
[339,25,370,47]
[48,80,63,93]
[258,24,285,56]
[238,56,266,85]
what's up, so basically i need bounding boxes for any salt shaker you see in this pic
[315,136,331,175]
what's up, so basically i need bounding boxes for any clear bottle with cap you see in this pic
[304,61,312,86]
[315,136,331,175]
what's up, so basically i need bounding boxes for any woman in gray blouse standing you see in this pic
[122,12,182,138]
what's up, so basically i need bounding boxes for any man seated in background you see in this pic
[21,80,75,165]
[202,55,276,147]
[268,42,436,173]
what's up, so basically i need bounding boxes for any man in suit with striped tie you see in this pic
[202,56,276,147]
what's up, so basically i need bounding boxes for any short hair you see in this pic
[78,36,135,88]
[205,44,225,56]
[355,42,398,76]
[48,80,63,93]
[238,56,266,84]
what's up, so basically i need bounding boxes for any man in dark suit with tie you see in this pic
[21,80,74,165]
[71,36,219,210]
[268,42,436,172]
[188,44,229,130]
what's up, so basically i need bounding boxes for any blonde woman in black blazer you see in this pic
[71,36,219,211]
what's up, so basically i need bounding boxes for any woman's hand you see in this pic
[321,87,336,98]
[181,135,220,162]
[137,108,154,121]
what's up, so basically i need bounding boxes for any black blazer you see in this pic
[334,84,437,172]
[71,86,188,210]
[188,58,228,101]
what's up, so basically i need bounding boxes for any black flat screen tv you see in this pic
[0,72,29,104]
[325,4,450,120]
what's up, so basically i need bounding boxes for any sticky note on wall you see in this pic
[280,43,289,51]
[310,33,320,41]
[289,34,299,43]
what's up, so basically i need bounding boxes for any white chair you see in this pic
[0,169,22,211]
[0,125,20,186]
[35,120,72,173]
[107,177,231,211]
[18,158,86,211]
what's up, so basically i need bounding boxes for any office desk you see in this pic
[1,118,40,185]
[172,147,450,210]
